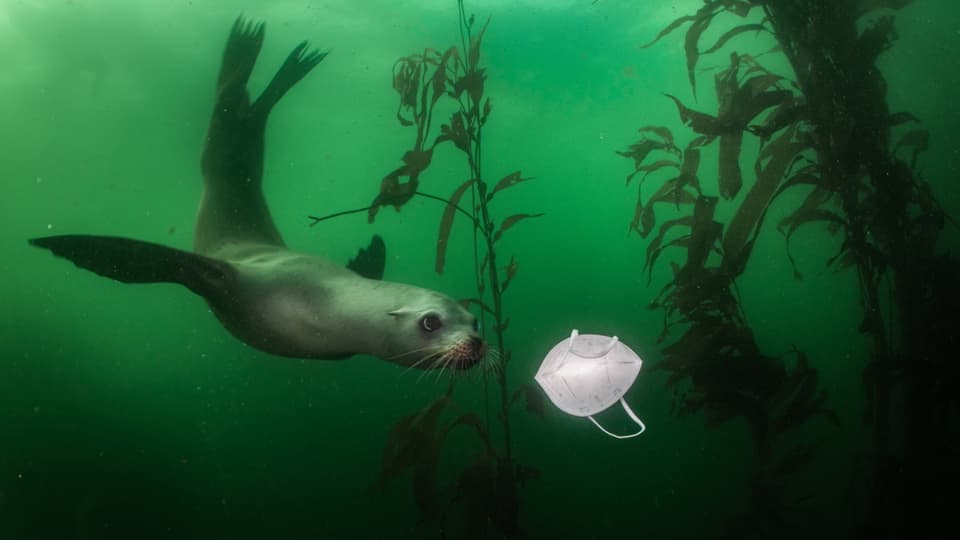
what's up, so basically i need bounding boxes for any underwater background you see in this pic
[1,0,958,538]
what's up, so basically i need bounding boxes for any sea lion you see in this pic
[29,17,487,370]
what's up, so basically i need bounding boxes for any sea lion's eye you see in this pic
[472,319,480,332]
[421,314,443,332]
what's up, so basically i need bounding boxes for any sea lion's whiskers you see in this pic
[389,344,435,362]
[397,347,444,376]
[484,347,502,365]
[417,352,450,383]
[433,352,456,383]
[395,345,447,375]
[480,348,504,378]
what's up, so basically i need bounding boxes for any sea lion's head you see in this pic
[385,291,487,370]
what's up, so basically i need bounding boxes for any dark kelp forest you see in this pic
[619,0,957,538]
[307,0,958,538]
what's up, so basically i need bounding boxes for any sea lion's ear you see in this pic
[347,235,386,280]
[387,309,411,318]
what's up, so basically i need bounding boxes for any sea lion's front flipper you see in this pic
[29,235,235,299]
[346,235,386,280]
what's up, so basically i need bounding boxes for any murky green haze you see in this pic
[1,0,957,538]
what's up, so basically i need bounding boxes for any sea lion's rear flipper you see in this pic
[252,41,328,117]
[196,17,328,257]
[29,235,234,299]
[215,17,265,101]
[346,235,386,280]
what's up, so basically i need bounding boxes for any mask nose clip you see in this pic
[568,329,619,358]
[536,329,647,440]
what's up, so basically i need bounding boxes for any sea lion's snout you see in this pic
[469,336,488,359]
[447,335,488,370]
[456,336,487,369]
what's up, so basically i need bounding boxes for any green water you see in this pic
[2,0,958,538]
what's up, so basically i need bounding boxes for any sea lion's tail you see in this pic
[29,235,234,299]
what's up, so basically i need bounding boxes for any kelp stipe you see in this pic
[362,2,542,537]
[625,0,958,536]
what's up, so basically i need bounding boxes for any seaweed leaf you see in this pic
[646,216,694,282]
[640,14,697,49]
[402,148,434,177]
[500,255,518,294]
[718,132,744,199]
[617,134,682,176]
[634,177,698,238]
[397,112,414,127]
[779,198,846,241]
[467,15,491,69]
[722,0,759,18]
[630,188,648,236]
[458,297,495,316]
[685,10,720,97]
[679,141,704,193]
[392,58,422,124]
[665,94,723,136]
[443,413,492,451]
[749,96,804,139]
[369,169,419,222]
[701,23,769,54]
[893,129,929,169]
[782,204,847,279]
[431,47,457,105]
[888,111,919,127]
[769,169,834,277]
[856,0,914,18]
[436,110,472,155]
[453,68,487,105]
[637,125,678,146]
[486,171,533,202]
[826,242,859,273]
[378,394,451,489]
[740,88,792,121]
[626,159,681,186]
[493,213,544,243]
[722,124,808,275]
[436,179,477,274]
[478,251,489,294]
[510,383,545,419]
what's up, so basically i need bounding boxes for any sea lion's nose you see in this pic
[470,336,487,356]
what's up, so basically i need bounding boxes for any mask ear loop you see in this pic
[587,398,646,439]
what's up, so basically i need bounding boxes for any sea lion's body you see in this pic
[30,18,486,369]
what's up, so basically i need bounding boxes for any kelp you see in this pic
[761,2,958,535]
[627,0,957,536]
[377,389,539,536]
[622,6,841,537]
[365,2,541,537]
[435,179,476,274]
[641,1,763,98]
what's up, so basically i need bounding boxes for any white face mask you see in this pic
[535,330,646,439]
